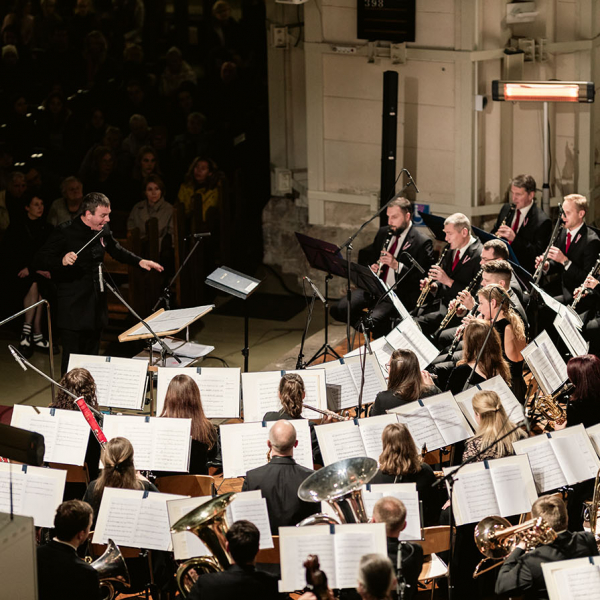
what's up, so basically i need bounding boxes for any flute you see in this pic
[303,403,347,421]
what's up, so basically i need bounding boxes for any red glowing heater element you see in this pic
[492,80,595,103]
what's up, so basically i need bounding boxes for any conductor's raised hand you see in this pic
[139,259,164,272]
[62,251,78,266]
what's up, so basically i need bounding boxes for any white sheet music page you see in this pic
[167,495,212,560]
[263,419,313,470]
[333,523,387,589]
[152,417,192,472]
[549,425,600,486]
[279,526,337,591]
[126,305,214,337]
[587,423,600,457]
[314,420,366,465]
[220,422,269,478]
[310,359,359,411]
[489,463,532,518]
[553,563,600,600]
[513,436,567,493]
[424,392,473,446]
[227,492,274,549]
[386,318,439,368]
[364,483,421,541]
[241,371,281,422]
[390,403,445,452]
[11,406,59,462]
[537,331,568,392]
[522,332,566,396]
[554,313,589,357]
[156,366,241,418]
[344,337,394,375]
[450,467,499,525]
[358,414,399,461]
[345,354,387,406]
[101,415,154,471]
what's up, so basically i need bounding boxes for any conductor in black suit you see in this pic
[330,195,434,337]
[492,174,552,274]
[495,495,598,599]
[37,500,100,600]
[535,194,600,304]
[188,520,289,600]
[242,419,319,532]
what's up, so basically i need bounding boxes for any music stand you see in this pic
[295,232,345,364]
[205,266,262,372]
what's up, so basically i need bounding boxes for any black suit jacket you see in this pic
[547,223,600,302]
[187,564,287,600]
[495,530,598,599]
[438,238,483,304]
[37,540,100,600]
[493,202,552,274]
[365,225,434,308]
[242,456,320,532]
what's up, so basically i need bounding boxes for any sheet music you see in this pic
[489,464,532,517]
[310,360,359,411]
[388,289,411,320]
[345,354,387,405]
[345,337,394,375]
[554,313,588,357]
[358,414,399,461]
[126,305,214,336]
[68,354,148,409]
[227,494,274,549]
[152,338,214,359]
[425,393,473,445]
[0,464,67,528]
[167,496,212,560]
[333,529,385,589]
[390,404,445,452]
[513,438,567,492]
[554,564,600,600]
[543,556,600,600]
[156,367,241,418]
[587,424,600,457]
[549,426,600,485]
[314,420,366,465]
[522,332,567,395]
[453,470,499,524]
[385,318,439,368]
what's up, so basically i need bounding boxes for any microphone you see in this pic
[184,232,212,241]
[9,345,27,371]
[405,169,420,194]
[98,264,104,293]
[401,252,425,274]
[304,276,326,303]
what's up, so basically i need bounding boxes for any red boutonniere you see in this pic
[402,242,411,251]
[462,255,471,265]
[575,233,582,245]
[523,217,529,227]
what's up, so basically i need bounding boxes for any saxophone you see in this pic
[434,269,483,335]
[416,246,449,308]
[571,257,600,310]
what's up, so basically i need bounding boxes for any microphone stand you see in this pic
[367,262,416,318]
[337,169,417,352]
[296,282,319,370]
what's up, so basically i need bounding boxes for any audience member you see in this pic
[122,113,150,161]
[0,170,26,228]
[47,176,84,226]
[177,155,221,219]
[160,46,196,98]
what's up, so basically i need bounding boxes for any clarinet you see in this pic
[447,302,479,359]
[375,228,396,277]
[571,257,600,310]
[498,203,516,232]
[434,269,483,336]
[532,205,564,285]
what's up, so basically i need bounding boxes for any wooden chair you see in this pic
[256,535,280,564]
[154,474,216,497]
[48,462,90,485]
[415,525,454,599]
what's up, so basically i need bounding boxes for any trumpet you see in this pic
[571,257,600,310]
[303,403,347,421]
[375,228,396,277]
[473,515,556,578]
[434,269,482,335]
[447,302,479,358]
[416,246,449,308]
[532,383,573,428]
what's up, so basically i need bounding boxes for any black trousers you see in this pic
[60,328,102,374]
[330,290,397,339]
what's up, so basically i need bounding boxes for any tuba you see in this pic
[473,515,556,578]
[297,457,378,523]
[170,492,237,597]
[90,539,131,600]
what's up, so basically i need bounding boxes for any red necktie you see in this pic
[512,209,522,232]
[451,250,460,272]
[565,231,572,254]
[380,236,399,282]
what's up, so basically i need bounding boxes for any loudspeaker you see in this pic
[380,70,398,226]
[0,423,45,465]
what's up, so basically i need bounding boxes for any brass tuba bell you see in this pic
[90,538,131,600]
[297,457,378,523]
[170,492,237,597]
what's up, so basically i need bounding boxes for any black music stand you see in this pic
[205,266,262,372]
[295,232,346,365]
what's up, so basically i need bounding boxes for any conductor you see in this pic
[35,192,164,373]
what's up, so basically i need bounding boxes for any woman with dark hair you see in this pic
[158,374,219,475]
[446,318,511,395]
[370,349,439,416]
[177,156,221,219]
[370,423,439,525]
[131,145,162,188]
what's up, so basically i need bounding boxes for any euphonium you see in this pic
[473,515,556,578]
[90,539,131,600]
[434,269,483,335]
[170,492,237,597]
[297,457,378,523]
[416,246,449,308]
[533,383,573,428]
[375,228,395,277]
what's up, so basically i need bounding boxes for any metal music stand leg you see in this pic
[242,300,250,372]
[307,275,342,365]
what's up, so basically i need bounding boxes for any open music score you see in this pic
[122,305,214,339]
[102,415,192,472]
[513,424,600,493]
[220,419,313,478]
[0,464,66,528]
[554,312,589,357]
[531,283,584,328]
[454,375,525,428]
[521,330,568,396]
[241,369,327,422]
[344,336,395,375]
[278,523,387,592]
[543,556,600,600]
[443,455,537,526]
[156,366,241,418]
[385,317,439,369]
[68,353,148,410]
[93,488,186,551]
[388,392,473,452]
[587,423,600,457]
[10,405,90,466]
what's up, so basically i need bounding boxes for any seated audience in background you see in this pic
[370,423,439,525]
[157,374,219,475]
[122,114,150,162]
[47,176,84,226]
[0,170,27,228]
[160,46,197,97]
[372,497,423,600]
[463,390,527,462]
[188,520,287,600]
[242,419,319,532]
[177,155,221,220]
[370,349,439,416]
[495,495,599,599]
[37,500,99,600]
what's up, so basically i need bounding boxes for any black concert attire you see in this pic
[330,223,434,338]
[446,365,486,395]
[242,455,320,532]
[34,217,143,373]
[492,201,552,275]
[155,436,220,478]
[371,464,441,526]
[495,319,527,403]
[187,564,288,600]
[495,530,599,599]
[37,539,100,600]
[370,384,441,416]
[386,537,424,600]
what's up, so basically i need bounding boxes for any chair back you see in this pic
[48,462,90,485]
[416,525,453,556]
[154,474,216,497]
[256,536,280,564]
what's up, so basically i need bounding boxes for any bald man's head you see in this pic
[372,496,407,538]
[268,420,297,456]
